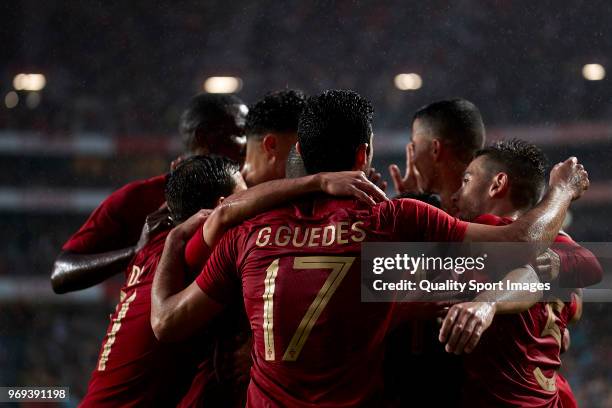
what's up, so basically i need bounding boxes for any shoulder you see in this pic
[116,174,167,196]
[472,213,512,226]
[394,192,441,208]
[376,197,441,215]
[104,174,167,209]
[244,204,298,225]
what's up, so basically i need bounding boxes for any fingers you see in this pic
[388,164,404,194]
[147,208,172,230]
[368,167,387,192]
[367,168,380,183]
[177,209,212,237]
[580,168,590,190]
[350,186,377,206]
[170,155,185,172]
[463,323,484,353]
[407,143,416,171]
[535,251,550,264]
[439,305,459,343]
[453,317,477,354]
[322,171,388,203]
[356,174,389,203]
[439,303,490,354]
[535,264,552,281]
[534,251,552,280]
[445,308,470,353]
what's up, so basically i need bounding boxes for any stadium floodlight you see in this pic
[394,73,422,90]
[4,91,19,108]
[13,73,47,91]
[203,76,242,93]
[582,64,605,81]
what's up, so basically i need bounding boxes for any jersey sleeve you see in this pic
[62,175,166,253]
[553,234,603,288]
[195,227,241,304]
[568,292,579,322]
[386,198,468,242]
[185,226,212,273]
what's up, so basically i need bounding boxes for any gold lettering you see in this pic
[541,301,565,346]
[275,226,291,246]
[351,221,366,242]
[263,259,279,360]
[533,367,556,391]
[292,226,309,247]
[322,225,336,246]
[337,222,349,244]
[308,227,322,247]
[98,291,137,371]
[256,227,272,247]
[127,265,142,287]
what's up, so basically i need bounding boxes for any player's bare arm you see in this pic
[151,210,224,342]
[463,157,589,253]
[204,170,388,247]
[52,248,138,294]
[536,243,603,287]
[439,264,542,355]
[51,209,170,293]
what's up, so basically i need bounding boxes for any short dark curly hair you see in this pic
[245,89,306,138]
[297,90,374,174]
[165,155,240,222]
[475,139,548,210]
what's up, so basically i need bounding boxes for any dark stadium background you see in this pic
[1,1,611,406]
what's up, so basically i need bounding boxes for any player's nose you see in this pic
[451,190,459,203]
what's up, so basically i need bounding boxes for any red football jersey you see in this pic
[461,214,581,408]
[63,174,167,253]
[557,373,578,408]
[80,230,204,407]
[196,197,468,407]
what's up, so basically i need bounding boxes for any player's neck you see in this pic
[484,200,522,221]
[435,173,461,213]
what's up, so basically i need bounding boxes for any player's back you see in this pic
[208,196,467,407]
[81,230,199,407]
[461,214,579,408]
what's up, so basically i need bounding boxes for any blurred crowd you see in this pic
[560,303,612,407]
[2,0,612,133]
[0,303,109,406]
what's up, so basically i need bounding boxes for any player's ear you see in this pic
[353,143,369,171]
[489,172,509,198]
[262,134,277,153]
[295,141,302,155]
[216,196,226,207]
[262,134,278,163]
[431,138,441,161]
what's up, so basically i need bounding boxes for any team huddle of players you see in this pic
[51,89,601,407]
